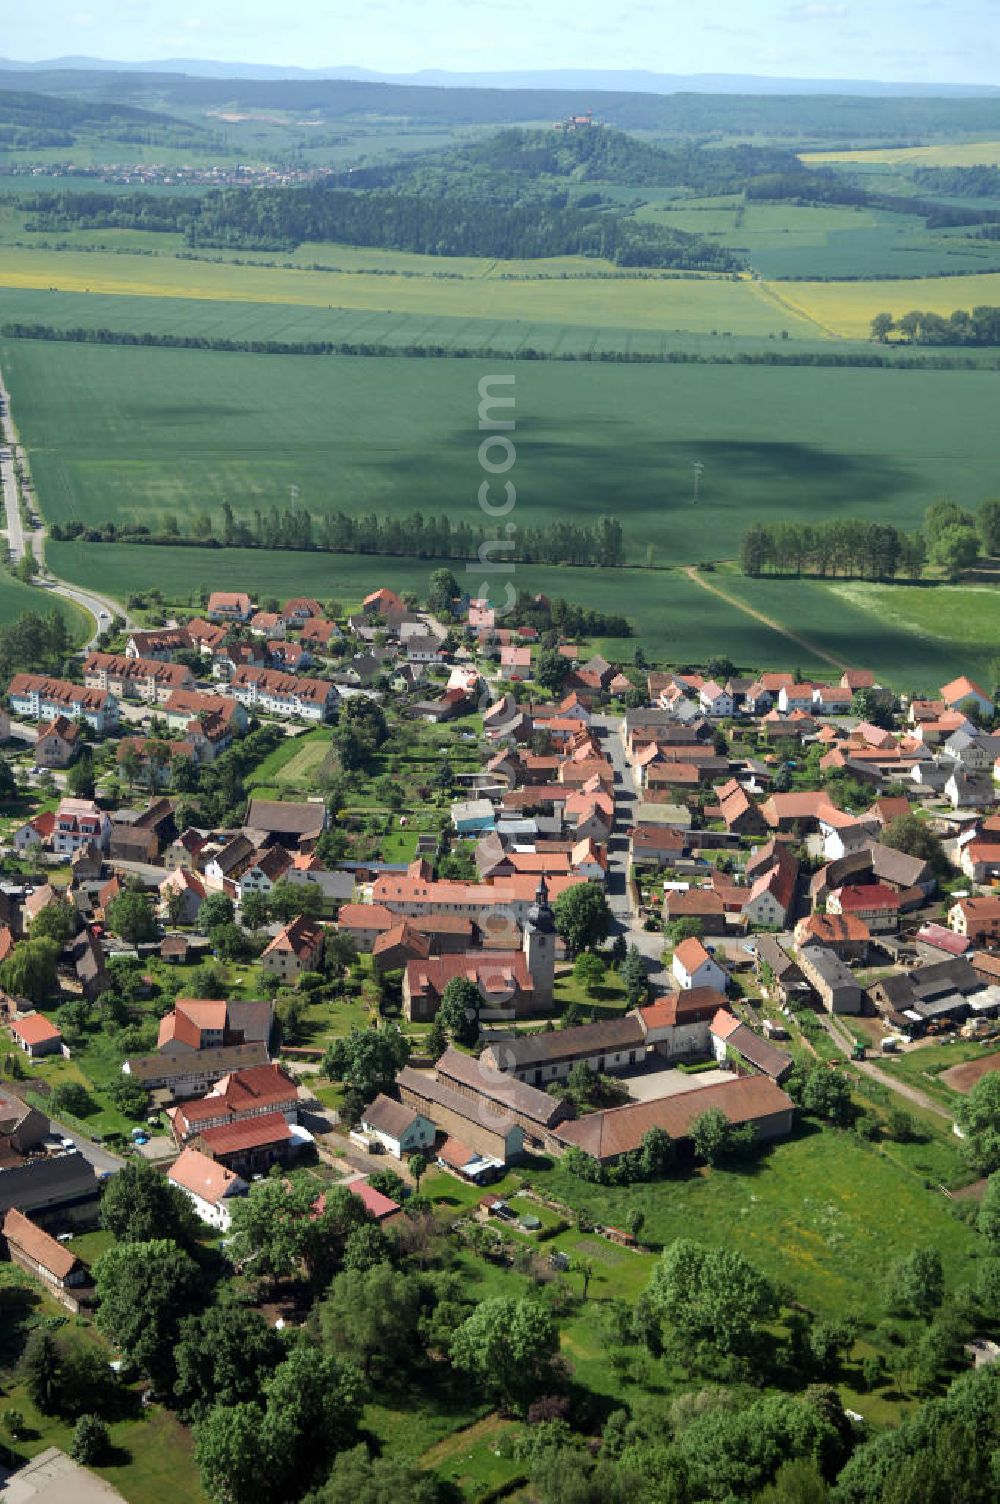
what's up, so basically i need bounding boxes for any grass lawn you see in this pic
[246,727,333,792]
[522,1123,982,1320]
[876,1039,990,1106]
[0,1264,206,1504]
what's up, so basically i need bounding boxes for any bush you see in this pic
[3,1407,25,1440]
[49,1081,94,1119]
[71,1413,110,1465]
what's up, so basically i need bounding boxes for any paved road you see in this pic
[0,365,131,647]
[48,1123,125,1176]
[592,713,672,988]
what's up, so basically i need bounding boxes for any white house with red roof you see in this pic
[672,937,728,993]
[9,1013,63,1059]
[168,1145,248,1230]
[207,591,253,621]
[53,798,110,855]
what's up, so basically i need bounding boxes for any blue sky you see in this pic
[6,0,998,84]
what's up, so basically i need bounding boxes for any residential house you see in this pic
[283,596,326,622]
[949,895,1000,944]
[358,1095,437,1159]
[372,921,430,978]
[206,591,253,621]
[167,1146,247,1230]
[662,889,727,935]
[169,1063,299,1142]
[941,675,995,719]
[794,912,871,959]
[197,1113,299,1176]
[9,1014,62,1059]
[204,833,256,889]
[672,937,728,993]
[699,680,733,718]
[158,998,271,1054]
[53,799,110,855]
[828,880,905,933]
[227,667,338,722]
[160,866,206,925]
[637,989,721,1059]
[122,1042,269,1098]
[261,915,326,981]
[83,652,194,704]
[742,846,798,929]
[239,845,292,900]
[8,675,117,733]
[960,840,1000,884]
[34,716,80,770]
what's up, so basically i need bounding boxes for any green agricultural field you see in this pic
[825,580,1000,664]
[714,573,989,689]
[0,284,851,361]
[10,340,1000,565]
[650,200,1000,280]
[0,572,91,640]
[0,243,819,338]
[803,139,1000,167]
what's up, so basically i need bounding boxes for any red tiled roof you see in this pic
[555,1075,793,1159]
[347,1179,400,1221]
[168,1145,243,1204]
[199,1111,291,1156]
[2,1208,78,1280]
[10,1013,61,1046]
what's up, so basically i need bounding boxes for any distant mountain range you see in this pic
[1,58,998,98]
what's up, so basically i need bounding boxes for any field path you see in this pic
[682,566,849,670]
[751,278,843,339]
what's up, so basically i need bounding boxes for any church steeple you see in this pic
[523,873,555,1009]
[527,874,555,934]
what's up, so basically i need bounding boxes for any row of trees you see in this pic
[740,518,927,581]
[53,502,627,568]
[871,305,1000,346]
[740,497,1000,582]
